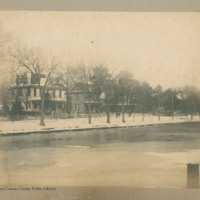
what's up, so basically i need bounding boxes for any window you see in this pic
[18,88,22,96]
[27,88,30,96]
[59,90,62,98]
[34,88,37,97]
[53,90,56,98]
[33,102,37,109]
[12,89,14,97]
[76,93,79,101]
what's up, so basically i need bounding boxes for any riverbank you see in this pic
[0,114,199,136]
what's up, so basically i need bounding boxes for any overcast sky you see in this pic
[0,11,200,89]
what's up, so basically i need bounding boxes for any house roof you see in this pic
[71,82,89,93]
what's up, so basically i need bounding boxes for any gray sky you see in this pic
[0,11,200,89]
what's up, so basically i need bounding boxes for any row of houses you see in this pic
[7,73,169,118]
[8,72,136,118]
[9,73,109,116]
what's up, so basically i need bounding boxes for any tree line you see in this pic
[0,47,200,126]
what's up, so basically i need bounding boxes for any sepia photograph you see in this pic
[0,1,200,199]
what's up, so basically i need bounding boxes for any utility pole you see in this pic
[87,66,92,124]
[172,90,174,121]
[158,93,160,121]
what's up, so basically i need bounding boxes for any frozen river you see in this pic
[0,122,200,188]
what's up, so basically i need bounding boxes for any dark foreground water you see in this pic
[0,122,200,188]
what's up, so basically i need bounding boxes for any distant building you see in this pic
[70,83,103,115]
[70,84,134,116]
[9,73,67,114]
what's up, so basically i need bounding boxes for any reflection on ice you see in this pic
[0,122,200,188]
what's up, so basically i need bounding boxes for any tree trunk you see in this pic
[142,113,144,122]
[122,96,125,123]
[171,92,174,121]
[67,94,71,118]
[133,113,135,122]
[158,94,160,121]
[88,93,92,124]
[55,102,58,121]
[158,107,160,121]
[98,96,101,116]
[116,107,119,118]
[40,93,45,126]
[129,107,131,117]
[106,105,110,123]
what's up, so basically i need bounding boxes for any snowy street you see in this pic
[0,114,199,135]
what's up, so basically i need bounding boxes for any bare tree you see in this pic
[51,65,77,118]
[0,23,12,103]
[76,65,92,124]
[40,60,57,126]
[0,23,11,62]
[68,64,92,123]
[12,47,57,126]
[153,85,163,121]
[115,71,134,123]
[53,67,71,116]
[91,65,110,116]
[104,78,115,123]
[12,47,44,74]
[54,63,93,123]
[0,80,10,116]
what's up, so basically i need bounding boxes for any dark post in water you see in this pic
[187,163,199,188]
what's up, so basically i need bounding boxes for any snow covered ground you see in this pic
[0,114,199,135]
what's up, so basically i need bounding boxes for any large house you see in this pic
[10,73,67,114]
